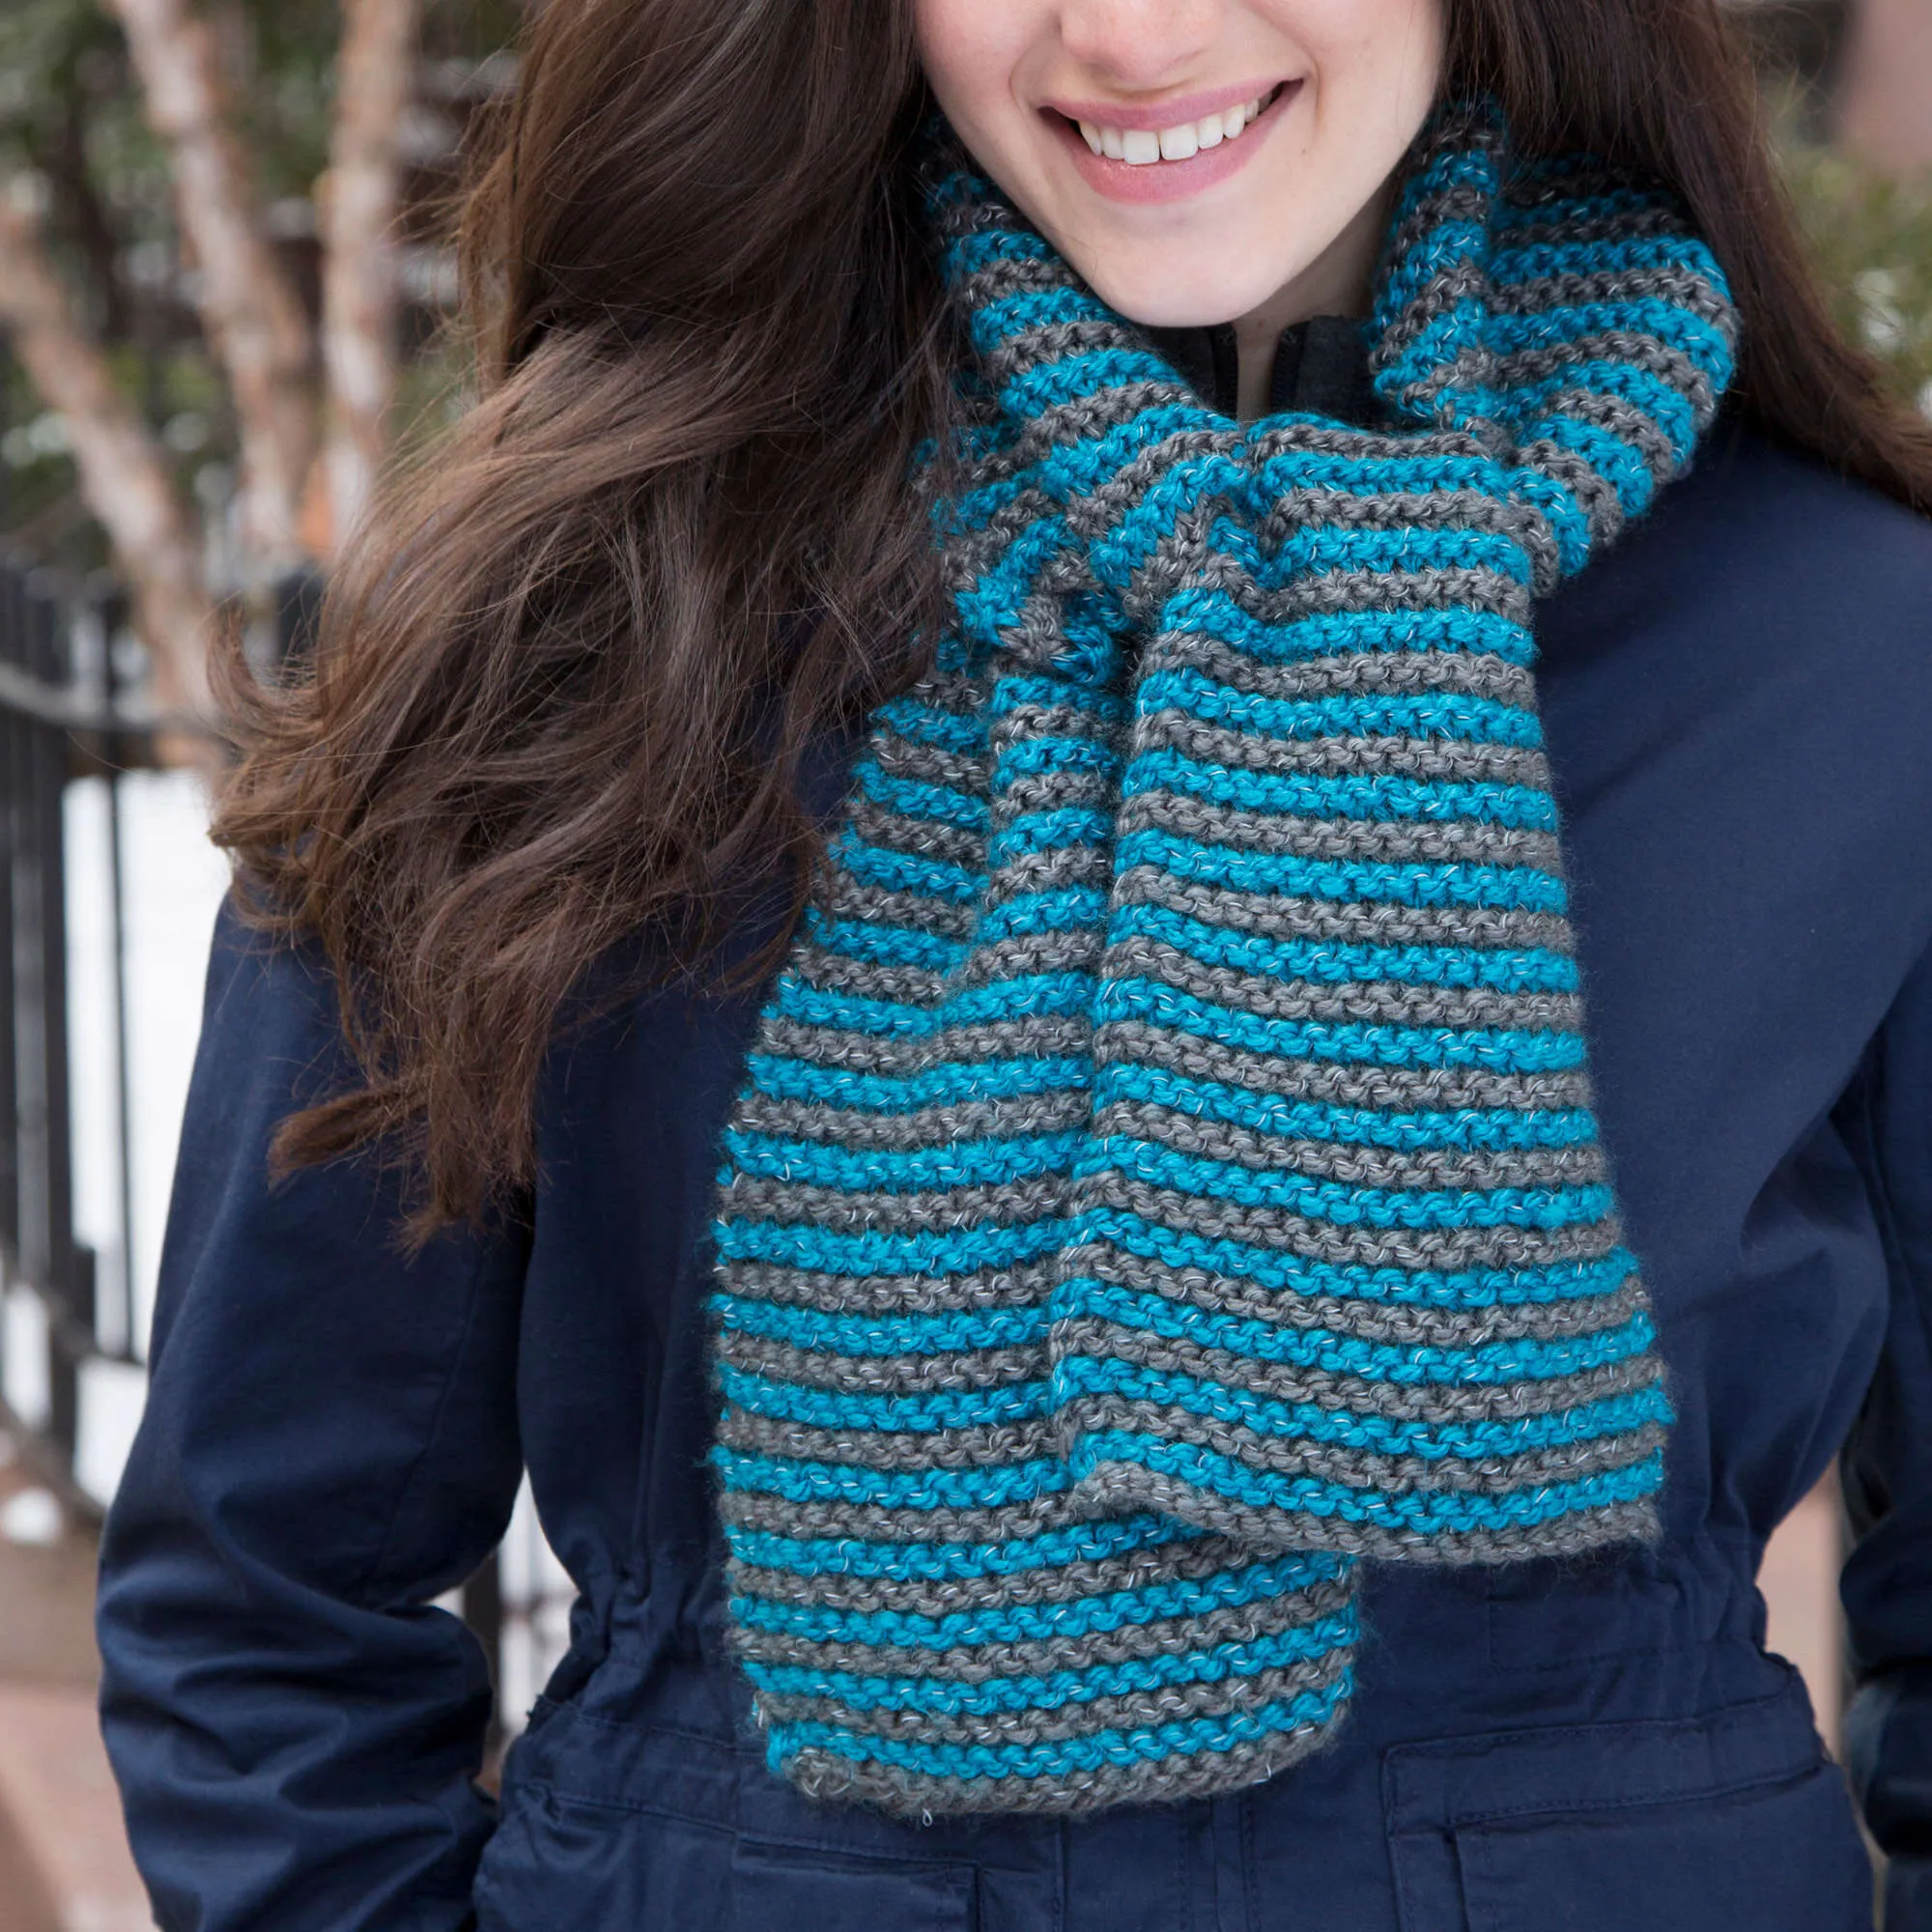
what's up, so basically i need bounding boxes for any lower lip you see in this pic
[1050,83,1297,207]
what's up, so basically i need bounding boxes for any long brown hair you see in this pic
[215,0,1932,1236]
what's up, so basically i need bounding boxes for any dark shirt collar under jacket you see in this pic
[1144,314,1381,424]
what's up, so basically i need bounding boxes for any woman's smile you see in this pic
[916,0,1444,331]
[1045,78,1297,205]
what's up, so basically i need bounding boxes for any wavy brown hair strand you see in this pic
[216,0,949,1232]
[216,0,1932,1238]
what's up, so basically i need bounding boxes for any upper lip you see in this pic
[1040,79,1292,129]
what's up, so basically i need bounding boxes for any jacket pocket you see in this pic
[475,1784,979,1932]
[731,1839,976,1932]
[1383,1675,1874,1932]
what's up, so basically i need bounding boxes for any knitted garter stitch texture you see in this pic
[709,105,1738,1816]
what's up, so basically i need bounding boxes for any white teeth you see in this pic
[1082,86,1275,163]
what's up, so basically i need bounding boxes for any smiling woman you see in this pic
[919,0,1443,382]
[92,2,1932,1930]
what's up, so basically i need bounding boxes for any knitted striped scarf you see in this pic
[708,105,1737,1817]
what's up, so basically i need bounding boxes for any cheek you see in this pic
[1279,0,1445,111]
[914,0,1035,132]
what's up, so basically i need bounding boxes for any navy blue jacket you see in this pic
[98,418,1932,1932]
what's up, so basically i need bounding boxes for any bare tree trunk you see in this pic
[107,0,317,577]
[1838,0,1932,178]
[0,186,213,725]
[320,0,420,553]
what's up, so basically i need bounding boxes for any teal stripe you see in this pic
[854,761,990,832]
[768,1673,1352,1780]
[1075,1133,1614,1230]
[721,1127,1084,1194]
[729,1549,1349,1651]
[1133,668,1543,748]
[1148,589,1535,667]
[1054,1277,1657,1384]
[1072,1204,1639,1307]
[1119,749,1560,830]
[1093,1060,1599,1149]
[712,1291,1054,1357]
[715,1360,1052,1433]
[725,1508,1195,1579]
[829,830,980,904]
[773,969,1093,1038]
[1092,976,1588,1072]
[713,1442,1069,1510]
[1103,899,1578,992]
[744,1051,1092,1113]
[1067,1431,1664,1530]
[1052,1354,1673,1458]
[744,1609,1358,1718]
[1195,516,1531,588]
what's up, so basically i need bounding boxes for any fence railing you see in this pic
[0,558,141,1514]
[0,563,571,1734]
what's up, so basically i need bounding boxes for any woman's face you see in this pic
[915,0,1446,330]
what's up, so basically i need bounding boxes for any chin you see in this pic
[1068,246,1300,332]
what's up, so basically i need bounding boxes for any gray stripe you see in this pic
[1159,626,1538,707]
[777,1705,1345,1816]
[1060,1395,1667,1494]
[1113,794,1562,890]
[1165,556,1534,629]
[1090,1094,1605,1187]
[1061,1233,1648,1348]
[714,1327,1045,1393]
[845,795,986,870]
[869,733,990,798]
[1072,1169,1622,1270]
[1051,1315,1660,1423]
[1097,937,1580,1033]
[719,1482,1090,1549]
[1076,1460,1662,1563]
[1134,712,1556,792]
[752,1644,1351,1748]
[755,1011,1094,1075]
[820,876,980,940]
[1093,1019,1596,1113]
[1115,867,1577,957]
[721,1258,1059,1318]
[727,1527,1268,1614]
[726,1570,1354,1683]
[1116,788,1563,872]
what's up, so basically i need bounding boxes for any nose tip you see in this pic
[1058,0,1223,94]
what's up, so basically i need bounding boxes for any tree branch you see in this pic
[319,0,420,551]
[106,0,317,576]
[0,184,213,724]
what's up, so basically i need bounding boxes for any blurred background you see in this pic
[0,0,1925,1922]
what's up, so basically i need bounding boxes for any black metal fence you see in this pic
[0,557,142,1513]
[1,563,570,1731]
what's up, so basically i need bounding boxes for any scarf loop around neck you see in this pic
[708,106,1738,1817]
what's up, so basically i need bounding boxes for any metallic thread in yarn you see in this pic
[708,104,1738,1817]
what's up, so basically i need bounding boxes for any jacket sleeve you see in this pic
[1841,943,1932,1930]
[96,899,528,1932]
